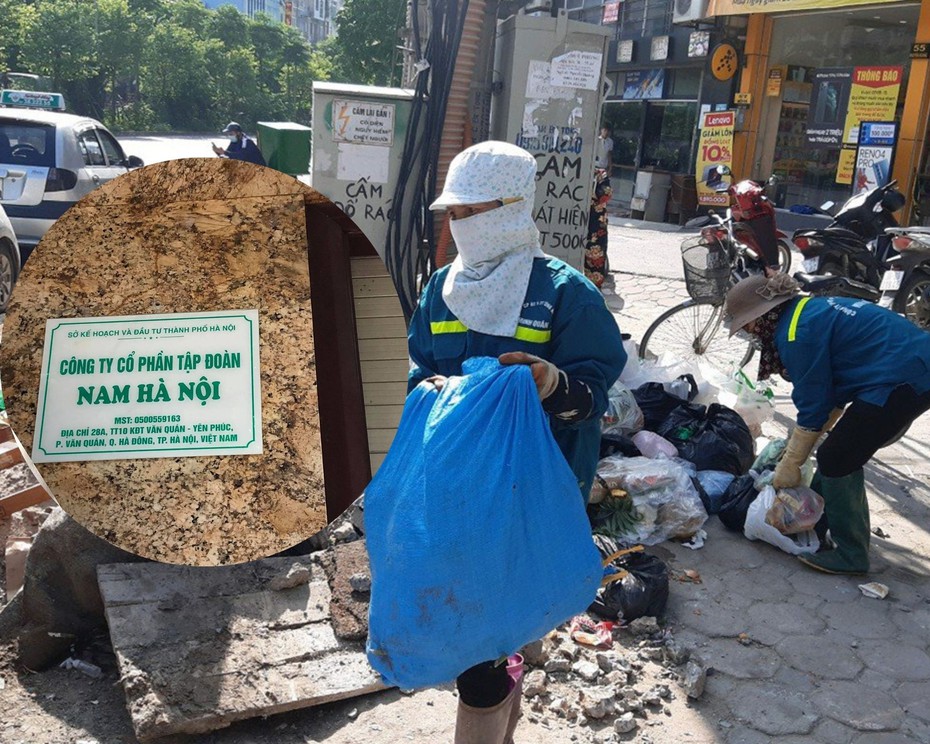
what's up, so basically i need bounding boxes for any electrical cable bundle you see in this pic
[384,0,471,321]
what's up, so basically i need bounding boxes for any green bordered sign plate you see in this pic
[33,309,262,462]
[0,89,66,110]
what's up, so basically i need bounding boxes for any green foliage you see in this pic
[0,0,28,71]
[5,0,338,132]
[328,0,406,86]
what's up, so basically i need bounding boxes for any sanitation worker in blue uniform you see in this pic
[725,273,930,576]
[407,140,627,744]
[211,122,266,166]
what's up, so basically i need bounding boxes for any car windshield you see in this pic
[0,121,55,166]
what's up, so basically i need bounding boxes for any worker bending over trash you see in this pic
[407,140,627,743]
[725,273,930,575]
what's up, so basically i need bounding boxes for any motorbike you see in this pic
[877,227,930,330]
[689,167,792,273]
[792,180,906,289]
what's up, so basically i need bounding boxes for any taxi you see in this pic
[0,89,144,259]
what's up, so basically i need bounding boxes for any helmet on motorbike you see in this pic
[880,189,906,213]
[725,273,801,336]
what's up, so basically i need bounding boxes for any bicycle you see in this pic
[638,230,761,374]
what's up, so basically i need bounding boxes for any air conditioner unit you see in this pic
[522,0,553,14]
[672,0,709,24]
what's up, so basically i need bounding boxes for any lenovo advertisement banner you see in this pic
[696,111,735,207]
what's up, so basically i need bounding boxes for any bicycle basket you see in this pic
[681,237,730,303]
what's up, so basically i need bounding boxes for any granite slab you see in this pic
[0,158,332,565]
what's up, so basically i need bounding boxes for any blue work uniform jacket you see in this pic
[226,135,266,166]
[407,256,627,499]
[776,295,930,430]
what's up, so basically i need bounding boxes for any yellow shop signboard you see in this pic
[707,0,901,15]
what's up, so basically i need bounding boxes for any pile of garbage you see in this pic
[589,345,823,575]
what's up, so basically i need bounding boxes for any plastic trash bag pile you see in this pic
[593,340,821,556]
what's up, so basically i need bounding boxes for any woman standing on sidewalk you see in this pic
[584,167,612,288]
[725,273,930,575]
[408,140,627,743]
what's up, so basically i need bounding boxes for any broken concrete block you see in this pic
[615,711,638,733]
[523,669,547,697]
[628,616,660,636]
[319,540,371,641]
[572,660,601,682]
[267,563,312,591]
[19,507,146,670]
[682,661,707,699]
[98,555,384,741]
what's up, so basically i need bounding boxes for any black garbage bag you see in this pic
[717,473,760,532]
[690,476,713,516]
[633,375,701,432]
[599,432,642,459]
[657,403,754,476]
[589,550,670,622]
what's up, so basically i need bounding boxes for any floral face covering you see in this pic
[753,304,791,382]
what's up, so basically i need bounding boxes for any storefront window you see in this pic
[641,102,696,172]
[759,3,919,209]
[619,0,672,40]
[601,101,644,167]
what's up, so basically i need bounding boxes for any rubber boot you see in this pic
[798,469,870,575]
[454,675,522,744]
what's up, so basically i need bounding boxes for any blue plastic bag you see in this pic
[365,357,603,689]
[696,470,737,514]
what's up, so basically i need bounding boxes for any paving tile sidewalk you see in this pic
[605,221,930,743]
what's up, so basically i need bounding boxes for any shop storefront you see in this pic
[601,68,702,207]
[718,0,930,223]
[597,2,743,220]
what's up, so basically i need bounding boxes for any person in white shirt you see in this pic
[595,126,614,169]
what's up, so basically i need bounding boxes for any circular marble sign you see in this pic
[0,158,334,565]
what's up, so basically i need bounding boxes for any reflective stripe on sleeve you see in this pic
[513,326,552,343]
[429,319,551,343]
[430,320,468,334]
[787,296,811,342]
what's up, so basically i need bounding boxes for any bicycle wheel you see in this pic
[639,300,755,374]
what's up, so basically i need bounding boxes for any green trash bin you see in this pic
[256,121,312,175]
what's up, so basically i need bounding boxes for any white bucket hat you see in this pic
[429,141,537,210]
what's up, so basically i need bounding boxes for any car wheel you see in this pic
[0,240,18,313]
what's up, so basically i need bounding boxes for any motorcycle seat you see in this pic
[794,272,881,302]
[821,226,865,241]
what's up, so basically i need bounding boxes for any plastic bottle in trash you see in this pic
[663,378,692,401]
[60,658,103,679]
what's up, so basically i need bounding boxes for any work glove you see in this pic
[498,352,560,400]
[772,426,822,489]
